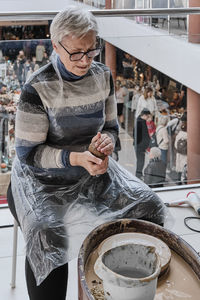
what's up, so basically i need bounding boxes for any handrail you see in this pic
[0,8,200,21]
[93,7,200,17]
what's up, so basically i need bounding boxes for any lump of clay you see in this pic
[88,142,106,160]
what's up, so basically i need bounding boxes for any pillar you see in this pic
[105,43,117,81]
[188,0,200,43]
[187,89,200,183]
[187,1,200,183]
[105,0,112,9]
[105,0,117,81]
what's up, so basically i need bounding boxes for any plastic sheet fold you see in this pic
[12,156,166,285]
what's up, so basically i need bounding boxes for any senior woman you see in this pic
[7,6,166,300]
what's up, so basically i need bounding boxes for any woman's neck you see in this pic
[57,56,85,81]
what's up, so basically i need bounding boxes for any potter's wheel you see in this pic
[97,232,171,276]
[80,219,200,300]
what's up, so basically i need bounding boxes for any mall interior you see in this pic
[0,1,200,299]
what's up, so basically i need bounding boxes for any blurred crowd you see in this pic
[114,52,187,186]
[0,43,50,173]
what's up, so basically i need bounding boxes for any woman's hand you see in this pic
[92,132,114,156]
[70,151,109,176]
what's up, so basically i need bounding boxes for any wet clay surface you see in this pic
[85,247,200,300]
[155,251,200,299]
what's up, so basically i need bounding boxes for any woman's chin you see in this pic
[74,67,89,76]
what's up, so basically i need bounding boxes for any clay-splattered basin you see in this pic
[78,219,200,300]
[97,232,171,277]
[94,244,161,300]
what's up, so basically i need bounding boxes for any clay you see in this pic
[88,142,106,160]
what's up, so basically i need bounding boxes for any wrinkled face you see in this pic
[52,30,97,76]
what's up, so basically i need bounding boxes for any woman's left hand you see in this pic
[92,132,114,156]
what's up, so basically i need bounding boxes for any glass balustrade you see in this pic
[0,6,199,189]
[76,0,188,36]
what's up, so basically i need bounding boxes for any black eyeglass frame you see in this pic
[58,41,102,61]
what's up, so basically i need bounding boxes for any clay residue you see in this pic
[155,251,200,299]
[91,285,105,300]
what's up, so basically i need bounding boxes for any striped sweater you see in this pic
[15,60,118,179]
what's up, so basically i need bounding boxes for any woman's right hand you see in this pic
[69,151,109,176]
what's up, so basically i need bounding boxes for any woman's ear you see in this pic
[52,41,58,53]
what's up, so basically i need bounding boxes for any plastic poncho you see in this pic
[11,52,167,285]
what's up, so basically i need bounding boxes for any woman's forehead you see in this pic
[62,31,96,48]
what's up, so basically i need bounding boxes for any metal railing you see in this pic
[0,8,199,21]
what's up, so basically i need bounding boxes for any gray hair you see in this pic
[158,115,169,127]
[150,147,161,158]
[50,6,98,44]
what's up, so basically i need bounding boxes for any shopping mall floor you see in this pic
[0,129,199,300]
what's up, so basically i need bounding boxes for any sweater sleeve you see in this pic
[15,84,67,169]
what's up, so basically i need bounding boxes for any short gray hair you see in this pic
[150,147,161,158]
[50,6,98,44]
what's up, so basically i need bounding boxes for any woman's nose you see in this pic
[80,54,91,63]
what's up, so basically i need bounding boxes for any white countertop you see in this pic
[156,186,200,254]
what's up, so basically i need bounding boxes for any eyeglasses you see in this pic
[58,41,101,61]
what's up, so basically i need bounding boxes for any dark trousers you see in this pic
[7,184,68,300]
[136,148,145,179]
[25,258,68,300]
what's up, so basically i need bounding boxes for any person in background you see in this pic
[156,115,169,164]
[0,82,7,94]
[35,40,46,66]
[40,51,50,67]
[131,85,142,113]
[146,113,156,151]
[170,89,181,109]
[122,52,133,79]
[144,65,152,82]
[13,50,26,89]
[23,59,32,82]
[134,108,151,179]
[159,86,168,102]
[30,56,40,72]
[177,87,187,109]
[144,147,166,188]
[136,87,158,120]
[115,79,128,129]
[174,121,187,184]
[166,116,181,170]
[131,85,142,131]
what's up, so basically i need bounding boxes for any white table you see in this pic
[156,186,200,254]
